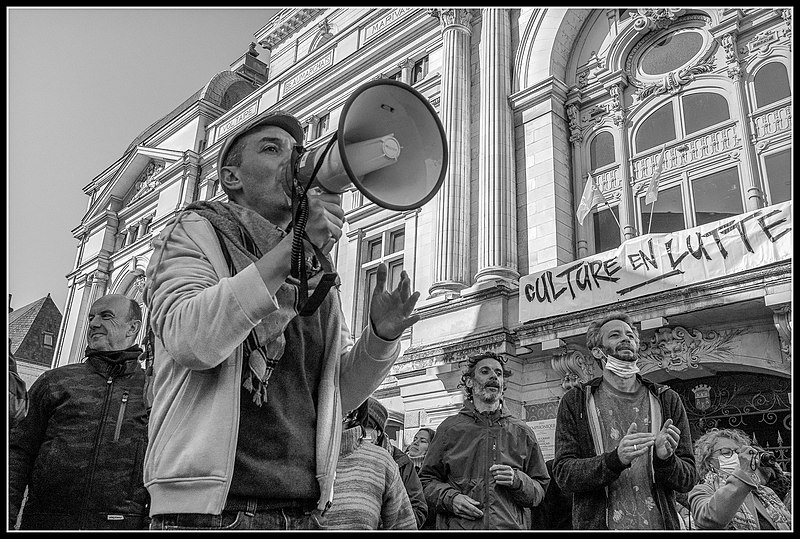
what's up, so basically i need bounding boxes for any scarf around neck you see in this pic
[703,471,792,529]
[183,201,329,407]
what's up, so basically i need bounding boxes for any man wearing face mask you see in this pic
[419,352,549,529]
[553,312,697,529]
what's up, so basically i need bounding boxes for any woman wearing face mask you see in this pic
[405,427,436,472]
[405,427,436,529]
[688,428,791,530]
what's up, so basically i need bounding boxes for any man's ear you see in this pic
[220,166,242,194]
[128,319,142,338]
[591,347,604,360]
[465,377,473,388]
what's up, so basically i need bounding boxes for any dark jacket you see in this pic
[9,351,150,530]
[530,459,572,529]
[419,400,549,530]
[9,347,28,429]
[553,375,697,530]
[389,444,428,529]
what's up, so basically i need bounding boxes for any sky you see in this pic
[7,7,282,313]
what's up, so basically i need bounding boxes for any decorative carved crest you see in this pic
[130,161,165,203]
[639,325,745,372]
[428,8,473,31]
[551,347,597,391]
[566,104,582,143]
[691,384,712,411]
[717,33,742,81]
[607,84,625,126]
[630,8,686,33]
[631,59,715,106]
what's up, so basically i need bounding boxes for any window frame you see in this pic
[355,226,406,336]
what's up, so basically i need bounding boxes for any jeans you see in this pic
[150,504,326,530]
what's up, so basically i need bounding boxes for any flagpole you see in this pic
[646,143,667,235]
[604,199,623,234]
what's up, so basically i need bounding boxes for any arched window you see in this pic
[754,62,791,109]
[590,132,616,170]
[682,92,730,135]
[636,102,676,152]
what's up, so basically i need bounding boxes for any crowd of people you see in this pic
[8,109,792,531]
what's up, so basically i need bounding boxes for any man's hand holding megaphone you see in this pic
[303,188,345,256]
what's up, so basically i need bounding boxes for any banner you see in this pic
[519,201,792,323]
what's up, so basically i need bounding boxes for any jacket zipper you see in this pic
[80,375,115,528]
[114,391,129,441]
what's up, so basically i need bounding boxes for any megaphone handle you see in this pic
[296,239,338,317]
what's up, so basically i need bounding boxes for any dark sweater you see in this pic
[229,293,330,502]
[552,375,697,530]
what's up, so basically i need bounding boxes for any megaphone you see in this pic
[295,79,448,211]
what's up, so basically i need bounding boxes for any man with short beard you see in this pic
[553,311,697,529]
[418,352,549,529]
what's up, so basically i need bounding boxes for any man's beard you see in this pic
[474,380,502,403]
[609,343,637,362]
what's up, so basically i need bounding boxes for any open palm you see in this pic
[369,263,421,340]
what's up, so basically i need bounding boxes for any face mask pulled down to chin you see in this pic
[598,349,641,378]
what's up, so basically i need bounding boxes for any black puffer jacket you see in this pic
[9,349,150,530]
[419,400,550,529]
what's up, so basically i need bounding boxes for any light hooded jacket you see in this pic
[418,400,550,530]
[553,375,697,530]
[143,211,399,516]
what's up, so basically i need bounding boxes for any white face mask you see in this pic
[717,453,739,474]
[598,349,640,378]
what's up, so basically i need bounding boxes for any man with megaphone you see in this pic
[141,106,422,530]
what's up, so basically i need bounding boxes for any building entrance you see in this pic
[667,372,791,472]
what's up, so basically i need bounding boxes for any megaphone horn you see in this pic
[295,79,448,211]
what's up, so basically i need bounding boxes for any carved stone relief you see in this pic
[551,347,597,391]
[638,325,746,373]
[717,32,742,81]
[630,8,686,33]
[631,59,716,106]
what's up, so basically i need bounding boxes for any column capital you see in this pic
[428,8,474,33]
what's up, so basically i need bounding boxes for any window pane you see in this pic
[640,32,704,76]
[590,132,616,170]
[363,269,378,330]
[682,93,730,135]
[412,56,429,84]
[640,184,685,234]
[764,149,791,205]
[316,114,330,138]
[593,205,621,253]
[368,239,382,261]
[636,103,676,153]
[754,62,791,109]
[389,230,405,254]
[388,261,404,290]
[692,168,743,226]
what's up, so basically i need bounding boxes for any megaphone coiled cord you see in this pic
[290,134,339,316]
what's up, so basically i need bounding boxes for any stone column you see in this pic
[398,58,414,85]
[567,103,590,258]
[718,31,764,211]
[475,8,519,284]
[428,8,473,297]
[606,81,637,239]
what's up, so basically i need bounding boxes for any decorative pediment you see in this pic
[638,325,746,373]
[84,146,184,221]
